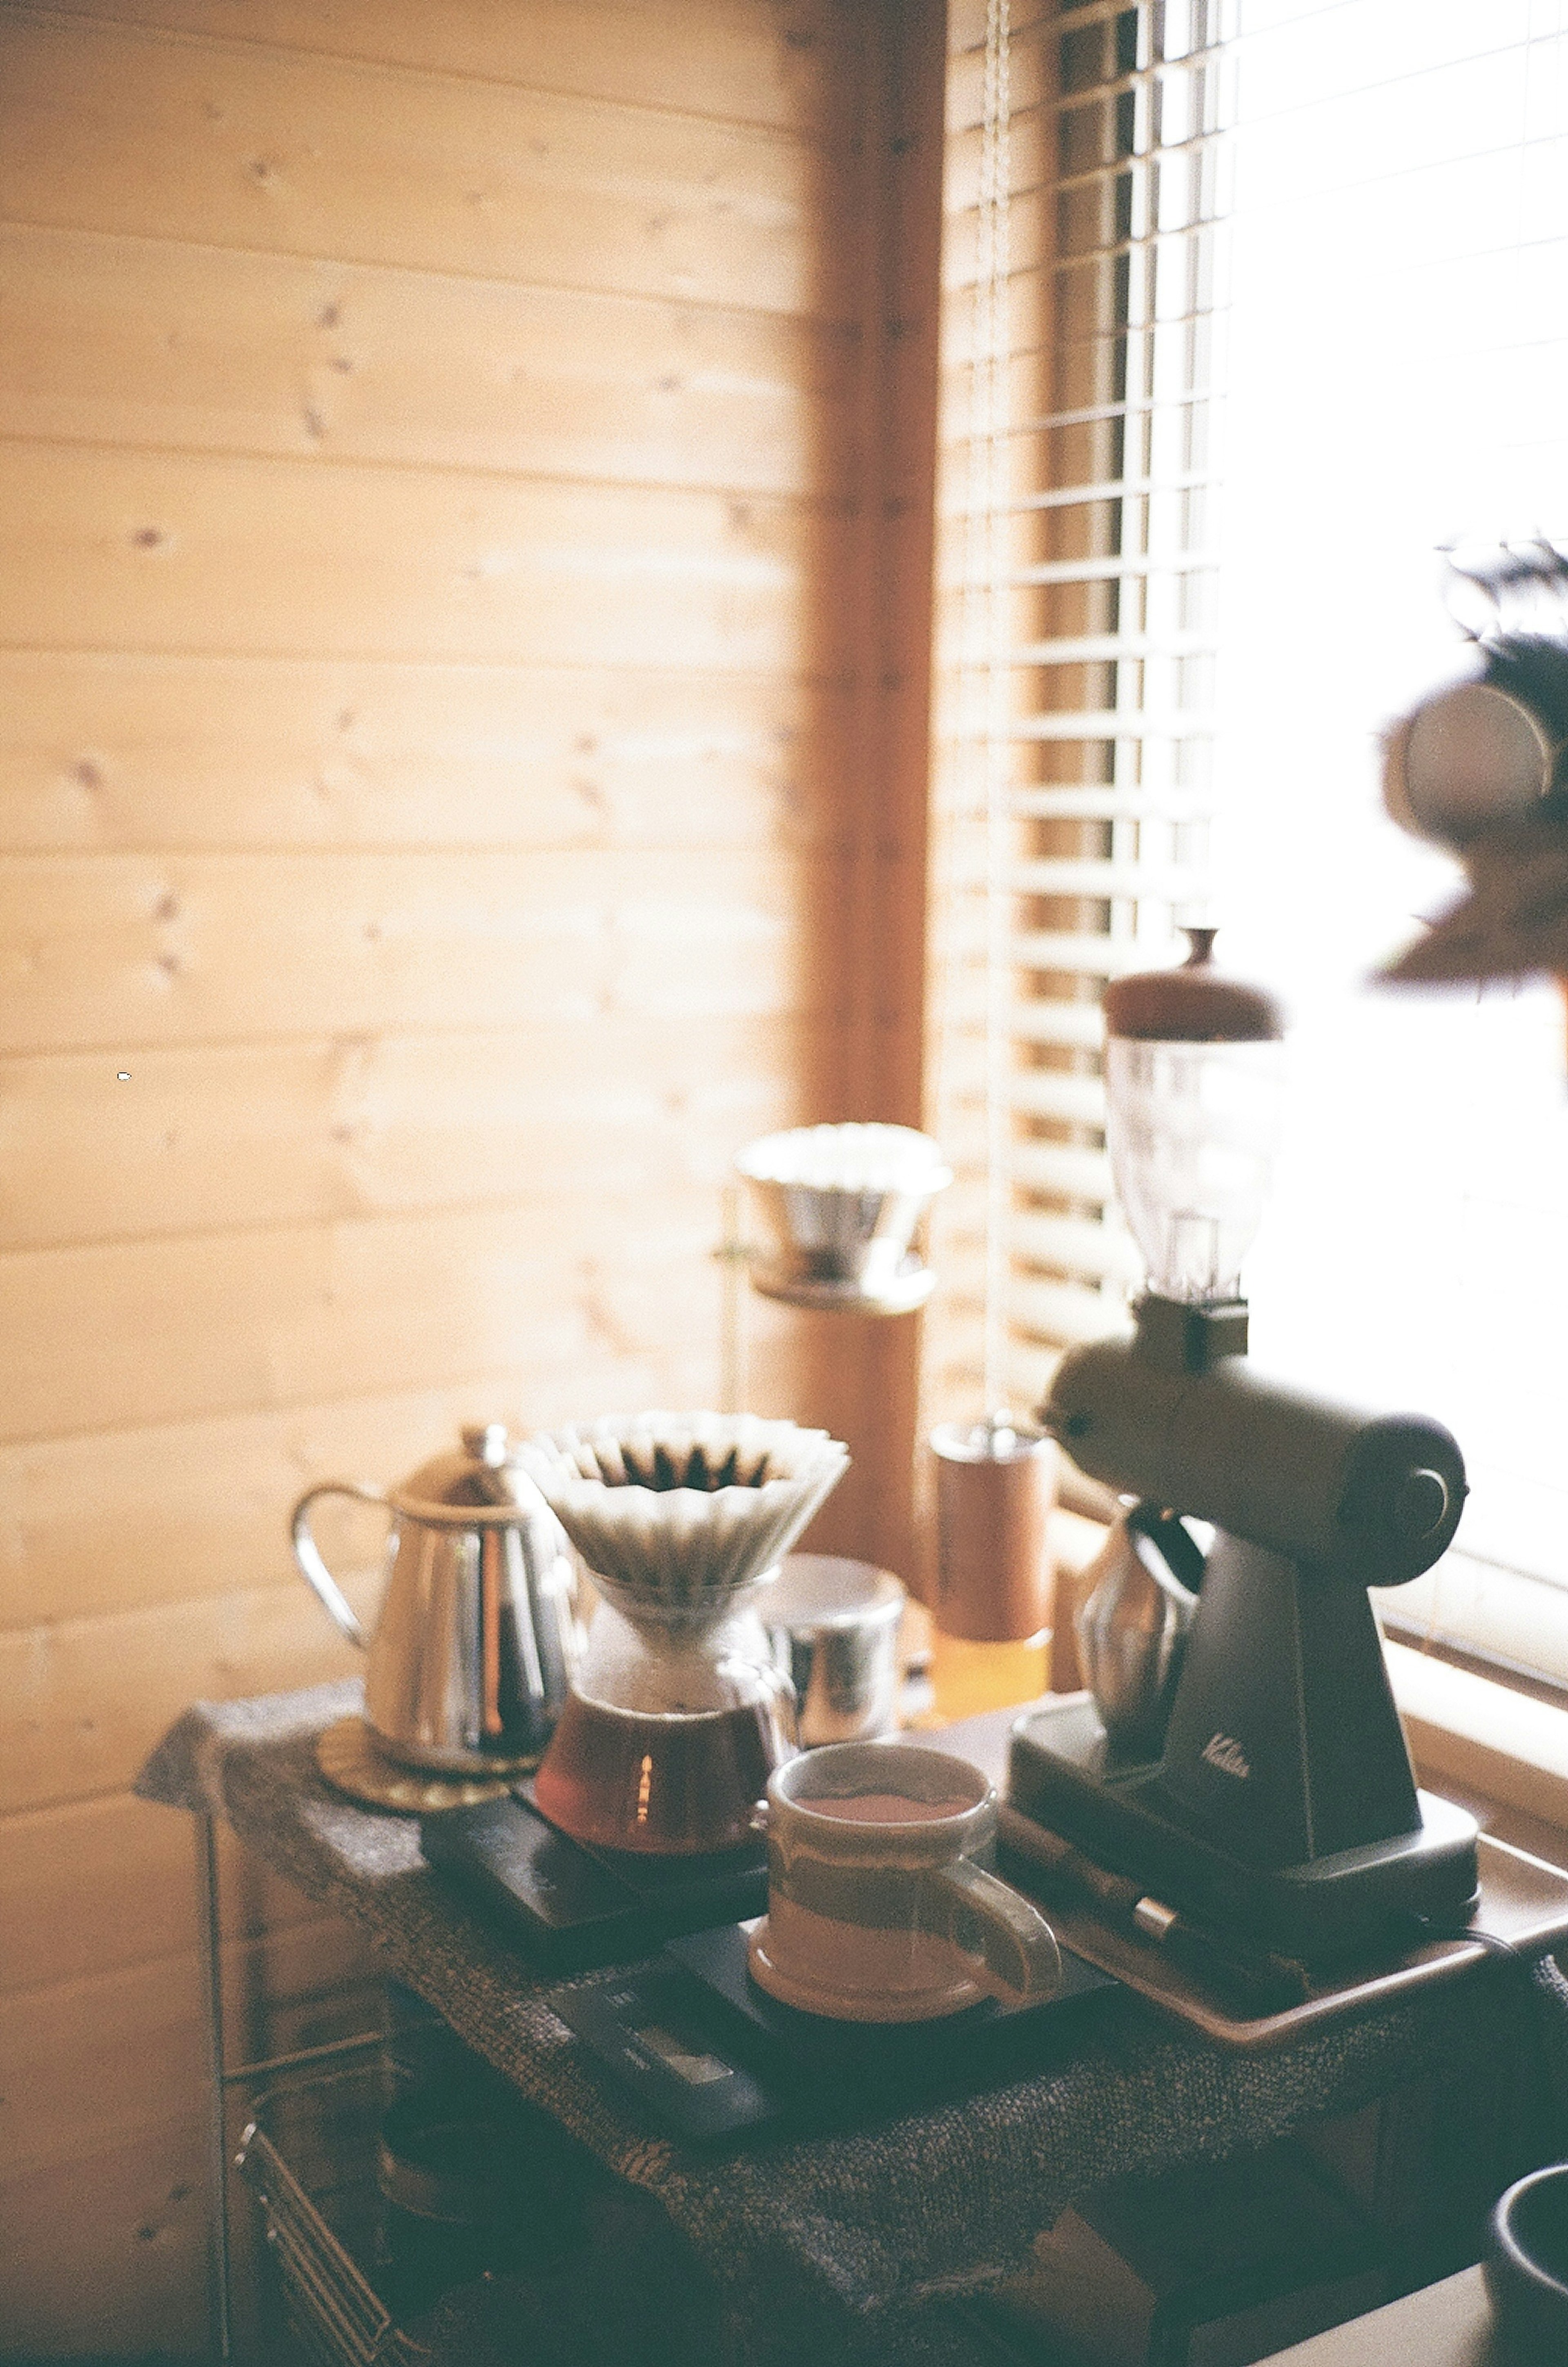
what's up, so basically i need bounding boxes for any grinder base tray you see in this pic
[1009,1697,1481,1966]
[919,1703,1568,2053]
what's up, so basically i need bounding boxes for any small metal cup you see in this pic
[734,1124,951,1313]
[761,1554,906,1746]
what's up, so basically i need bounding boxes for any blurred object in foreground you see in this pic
[1381,540,1568,1000]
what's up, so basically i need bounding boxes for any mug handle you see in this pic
[290,1482,387,1648]
[931,1858,1063,2006]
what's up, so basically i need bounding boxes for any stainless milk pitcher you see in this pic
[290,1423,581,1773]
[1074,1502,1205,1763]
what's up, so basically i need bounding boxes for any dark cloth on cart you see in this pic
[139,1681,1568,2367]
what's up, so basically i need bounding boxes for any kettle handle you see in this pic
[290,1482,388,1647]
[1127,1500,1207,1595]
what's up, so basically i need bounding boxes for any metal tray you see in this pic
[920,1706,1568,2051]
[999,1810,1568,2050]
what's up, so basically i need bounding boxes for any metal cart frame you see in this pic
[194,1812,385,2363]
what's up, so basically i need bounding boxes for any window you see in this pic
[926,0,1568,1684]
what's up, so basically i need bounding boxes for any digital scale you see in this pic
[419,1781,768,1973]
[421,1785,1119,2144]
[546,1922,1116,2144]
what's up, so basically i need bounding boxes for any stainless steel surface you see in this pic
[1074,1511,1200,1760]
[751,1256,937,1315]
[762,1553,906,1745]
[292,1481,382,1646]
[290,1426,581,1774]
[735,1122,950,1315]
[195,1814,233,2365]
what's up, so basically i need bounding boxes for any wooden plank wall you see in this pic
[0,2,946,2350]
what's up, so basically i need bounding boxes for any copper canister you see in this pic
[930,1416,1058,1643]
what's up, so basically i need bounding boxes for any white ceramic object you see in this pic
[513,1411,849,1618]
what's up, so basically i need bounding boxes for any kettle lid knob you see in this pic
[461,1422,510,1468]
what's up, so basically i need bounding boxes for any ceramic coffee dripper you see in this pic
[747,1741,1062,2022]
[290,1423,580,1774]
[517,1413,850,1854]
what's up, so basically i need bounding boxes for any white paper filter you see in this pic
[514,1413,849,1616]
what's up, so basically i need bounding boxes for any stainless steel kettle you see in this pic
[1074,1501,1205,1763]
[290,1423,581,1774]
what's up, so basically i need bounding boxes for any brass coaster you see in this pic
[316,1715,526,1814]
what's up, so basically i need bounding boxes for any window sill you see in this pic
[1386,1639,1568,1844]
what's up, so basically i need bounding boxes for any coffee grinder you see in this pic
[1009,932,1481,1969]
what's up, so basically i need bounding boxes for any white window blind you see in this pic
[927,0,1234,1423]
[926,0,1568,1685]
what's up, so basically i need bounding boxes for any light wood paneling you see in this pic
[0,2119,211,2356]
[0,1916,373,2180]
[34,0,862,138]
[0,9,854,316]
[0,444,854,668]
[0,652,854,854]
[0,1333,809,1629]
[0,1199,743,1445]
[0,0,944,2347]
[0,223,858,493]
[0,846,842,1053]
[0,1797,206,1995]
[0,1016,829,1250]
[3,1575,375,1809]
[0,1790,326,1992]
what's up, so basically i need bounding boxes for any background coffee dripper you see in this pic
[735,1122,951,1315]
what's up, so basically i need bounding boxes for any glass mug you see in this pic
[747,1742,1062,2022]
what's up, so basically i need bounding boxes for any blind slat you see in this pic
[933,994,1105,1049]
[1013,929,1179,974]
[1012,790,1209,821]
[1012,1001,1107,1050]
[1012,1275,1127,1347]
[1011,1070,1107,1125]
[1015,1209,1141,1283]
[959,713,1215,743]
[927,0,1226,1418]
[1015,857,1205,898]
[1002,637,1216,664]
[1013,475,1212,509]
[1007,555,1221,585]
[1013,1140,1113,1199]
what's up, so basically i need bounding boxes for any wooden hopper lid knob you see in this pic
[1103,928,1284,1042]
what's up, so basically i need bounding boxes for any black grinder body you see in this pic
[1009,1323,1481,1967]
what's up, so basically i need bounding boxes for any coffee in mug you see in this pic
[747,1741,1062,2022]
